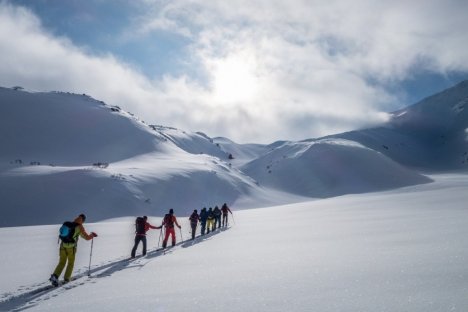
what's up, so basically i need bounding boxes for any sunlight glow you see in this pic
[211,55,258,103]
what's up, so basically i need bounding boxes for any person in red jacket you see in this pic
[162,209,181,248]
[131,216,161,258]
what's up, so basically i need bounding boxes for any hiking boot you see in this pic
[49,274,59,287]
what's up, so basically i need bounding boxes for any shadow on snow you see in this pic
[0,226,231,311]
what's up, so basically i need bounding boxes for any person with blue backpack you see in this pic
[49,214,97,287]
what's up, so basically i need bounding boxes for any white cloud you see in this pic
[1,1,468,143]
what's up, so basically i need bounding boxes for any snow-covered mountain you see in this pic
[242,139,431,198]
[333,80,468,170]
[1,81,467,227]
[1,82,467,311]
[0,87,259,226]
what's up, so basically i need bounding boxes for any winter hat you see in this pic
[194,209,197,213]
[79,213,86,222]
[169,208,174,214]
[143,216,148,220]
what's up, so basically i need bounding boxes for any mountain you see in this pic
[0,87,259,226]
[1,81,467,227]
[242,138,431,197]
[241,80,468,196]
[333,80,468,170]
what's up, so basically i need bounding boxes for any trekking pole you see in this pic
[157,227,163,248]
[88,238,94,277]
[179,227,184,243]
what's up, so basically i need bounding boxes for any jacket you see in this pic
[62,215,93,248]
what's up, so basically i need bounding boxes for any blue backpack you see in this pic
[59,221,77,243]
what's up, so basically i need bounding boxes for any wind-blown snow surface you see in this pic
[1,174,467,311]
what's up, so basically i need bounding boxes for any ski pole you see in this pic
[157,227,163,248]
[179,227,183,243]
[88,238,94,277]
[231,213,236,225]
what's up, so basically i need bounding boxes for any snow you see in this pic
[1,81,468,310]
[1,174,468,311]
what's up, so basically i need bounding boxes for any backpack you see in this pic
[135,217,146,234]
[189,213,199,225]
[164,214,174,228]
[59,221,78,244]
[214,208,221,217]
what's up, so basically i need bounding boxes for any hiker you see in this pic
[199,207,208,235]
[131,216,161,258]
[213,206,221,230]
[161,209,182,248]
[206,207,215,234]
[221,203,233,227]
[189,209,200,240]
[50,214,97,286]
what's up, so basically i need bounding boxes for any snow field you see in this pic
[1,174,467,311]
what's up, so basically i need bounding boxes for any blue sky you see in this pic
[1,0,468,143]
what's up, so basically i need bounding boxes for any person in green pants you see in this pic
[49,214,97,286]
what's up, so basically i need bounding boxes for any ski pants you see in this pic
[200,221,207,235]
[163,227,176,247]
[53,246,76,281]
[207,219,214,233]
[222,214,229,227]
[131,235,147,257]
[215,216,221,229]
[190,223,197,240]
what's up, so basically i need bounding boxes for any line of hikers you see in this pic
[131,203,233,257]
[49,204,233,286]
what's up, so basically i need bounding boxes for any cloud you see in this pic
[1,1,468,143]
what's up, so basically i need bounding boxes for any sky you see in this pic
[1,0,468,143]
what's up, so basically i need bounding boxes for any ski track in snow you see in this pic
[0,228,230,311]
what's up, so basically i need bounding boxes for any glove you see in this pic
[91,232,98,237]
[178,225,182,229]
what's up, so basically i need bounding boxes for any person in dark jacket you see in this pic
[189,210,200,240]
[213,206,222,230]
[199,207,208,235]
[221,203,233,227]
[131,216,161,258]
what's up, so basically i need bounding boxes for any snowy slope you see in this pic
[1,173,467,312]
[242,138,431,197]
[1,80,467,227]
[0,87,166,167]
[213,136,270,166]
[333,80,468,170]
[0,87,260,226]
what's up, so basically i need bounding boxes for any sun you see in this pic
[211,55,258,103]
